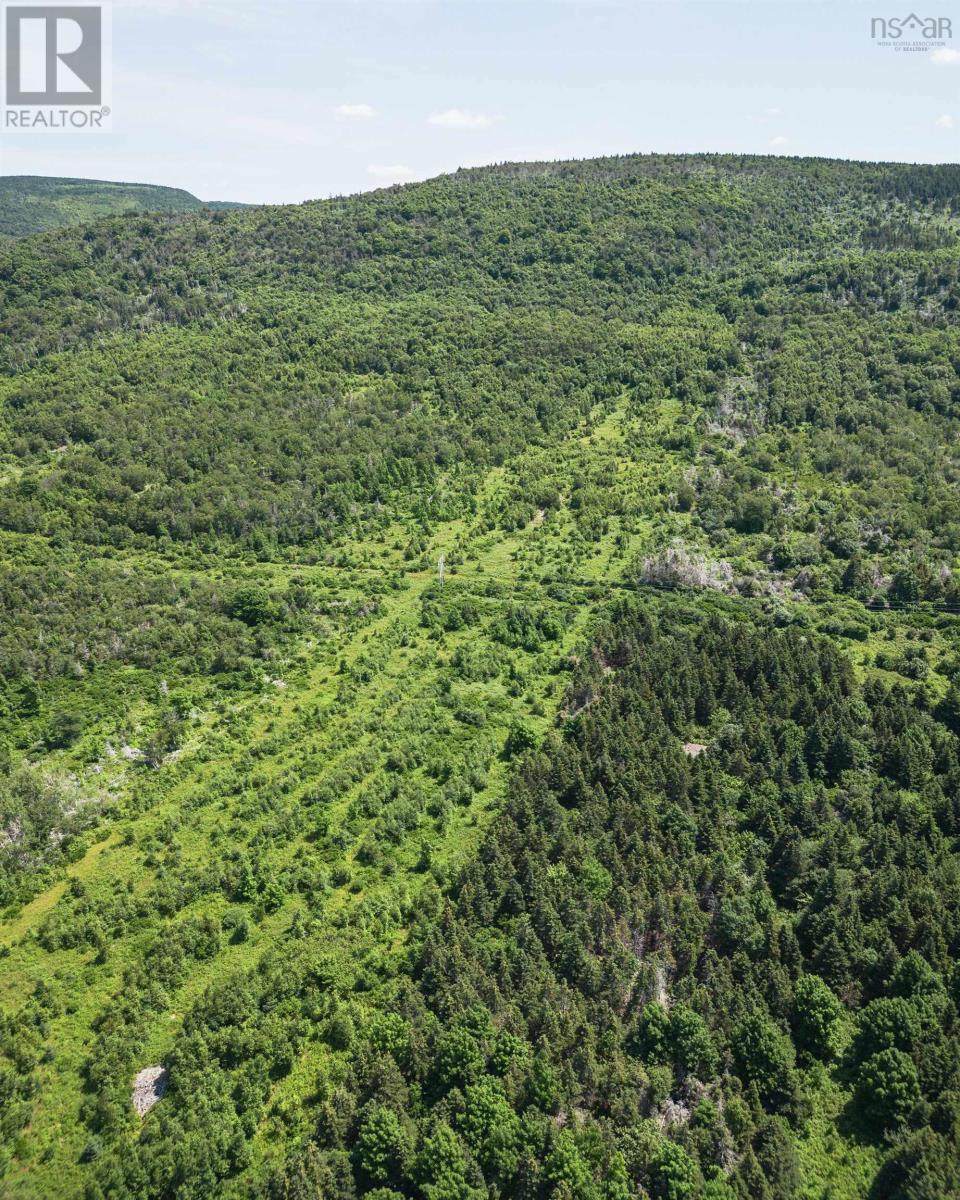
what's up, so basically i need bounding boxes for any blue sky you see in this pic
[1,0,958,203]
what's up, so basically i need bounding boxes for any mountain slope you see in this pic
[0,175,242,238]
[0,155,958,1200]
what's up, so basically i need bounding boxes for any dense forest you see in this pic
[0,177,241,240]
[0,154,958,1200]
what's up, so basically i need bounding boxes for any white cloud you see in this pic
[931,47,960,64]
[367,164,414,181]
[335,103,376,119]
[766,106,783,117]
[769,135,789,147]
[427,108,495,130]
[936,113,955,129]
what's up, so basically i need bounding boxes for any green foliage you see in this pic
[792,974,844,1062]
[855,1049,922,1133]
[227,584,272,627]
[668,1003,718,1079]
[503,720,536,758]
[2,153,960,1200]
[353,1106,412,1187]
[0,175,238,239]
[733,1011,800,1114]
[415,1122,479,1200]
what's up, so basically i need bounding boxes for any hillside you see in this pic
[0,176,242,239]
[0,154,958,1200]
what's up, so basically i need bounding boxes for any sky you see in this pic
[0,0,958,204]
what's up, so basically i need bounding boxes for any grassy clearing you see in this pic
[0,390,687,1194]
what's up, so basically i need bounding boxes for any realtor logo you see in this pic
[3,3,110,129]
[871,13,953,39]
[6,5,101,102]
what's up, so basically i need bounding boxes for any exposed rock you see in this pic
[639,544,733,592]
[706,376,764,443]
[659,1096,692,1128]
[683,742,707,757]
[132,1066,168,1117]
[652,963,670,1008]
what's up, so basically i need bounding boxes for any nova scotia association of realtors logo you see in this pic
[872,12,953,51]
[3,3,111,130]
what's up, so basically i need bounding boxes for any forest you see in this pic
[0,154,958,1200]
[0,177,244,240]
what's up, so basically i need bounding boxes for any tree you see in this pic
[434,1027,484,1089]
[733,1011,798,1113]
[715,894,765,956]
[227,584,271,626]
[632,1001,670,1062]
[461,1078,521,1178]
[791,975,843,1061]
[44,709,83,749]
[647,1136,699,1200]
[935,679,960,734]
[669,1003,718,1078]
[856,1049,922,1134]
[851,998,922,1065]
[353,1106,412,1187]
[754,1116,801,1200]
[414,1123,477,1200]
[890,565,922,603]
[871,1127,960,1200]
[604,1152,632,1200]
[543,1130,599,1200]
[504,721,536,759]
